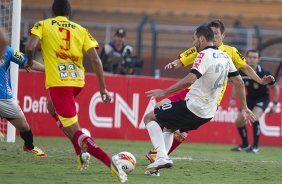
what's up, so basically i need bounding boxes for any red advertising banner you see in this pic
[18,71,282,146]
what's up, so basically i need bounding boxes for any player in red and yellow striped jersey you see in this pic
[145,20,274,170]
[25,0,127,182]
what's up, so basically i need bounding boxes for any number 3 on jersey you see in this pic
[59,27,70,51]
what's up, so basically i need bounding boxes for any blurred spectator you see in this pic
[100,28,135,75]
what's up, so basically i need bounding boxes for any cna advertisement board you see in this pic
[18,71,282,146]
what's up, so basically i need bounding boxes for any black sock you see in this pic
[238,126,248,147]
[20,130,34,150]
[252,121,260,148]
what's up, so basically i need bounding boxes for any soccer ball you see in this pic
[117,151,136,174]
[81,128,91,137]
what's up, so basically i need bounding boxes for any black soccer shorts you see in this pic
[154,100,211,133]
[247,97,269,111]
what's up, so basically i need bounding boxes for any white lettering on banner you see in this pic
[211,107,239,123]
[23,96,48,113]
[114,93,139,128]
[89,92,153,129]
[89,92,114,128]
[259,102,281,137]
[88,91,281,137]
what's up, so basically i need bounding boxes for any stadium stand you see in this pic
[21,0,282,81]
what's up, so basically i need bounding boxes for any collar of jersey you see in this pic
[202,46,218,50]
[54,16,69,21]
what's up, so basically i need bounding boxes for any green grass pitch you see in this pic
[1,137,282,184]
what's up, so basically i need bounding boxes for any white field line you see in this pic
[134,154,282,163]
[169,157,282,164]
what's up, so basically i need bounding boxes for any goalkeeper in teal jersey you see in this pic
[0,45,46,157]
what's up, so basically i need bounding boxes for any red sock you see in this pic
[168,139,182,155]
[52,114,81,155]
[73,130,111,167]
[168,131,188,155]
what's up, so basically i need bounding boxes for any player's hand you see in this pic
[100,89,111,103]
[269,103,278,116]
[164,62,177,70]
[241,108,256,123]
[145,89,165,99]
[24,61,33,72]
[260,75,274,85]
[229,99,236,107]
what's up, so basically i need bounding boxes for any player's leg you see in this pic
[145,100,211,173]
[0,98,46,157]
[247,99,268,153]
[49,86,127,182]
[47,98,81,155]
[144,110,173,172]
[49,87,111,166]
[231,98,256,151]
[145,97,170,163]
[146,89,190,163]
[231,112,249,151]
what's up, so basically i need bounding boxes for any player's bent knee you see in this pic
[174,131,187,142]
[144,111,155,125]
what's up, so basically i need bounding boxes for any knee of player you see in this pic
[144,111,155,125]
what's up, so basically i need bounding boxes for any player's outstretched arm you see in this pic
[229,85,237,107]
[87,47,111,103]
[0,27,8,56]
[146,72,197,98]
[164,59,184,70]
[229,75,256,123]
[270,84,280,114]
[240,64,274,85]
[24,59,45,72]
[25,34,40,68]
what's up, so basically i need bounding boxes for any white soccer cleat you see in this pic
[144,169,160,176]
[110,155,128,183]
[146,157,173,172]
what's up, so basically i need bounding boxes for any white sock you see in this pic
[163,131,173,153]
[146,121,168,158]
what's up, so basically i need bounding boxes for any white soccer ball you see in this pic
[117,151,136,174]
[81,128,91,137]
[81,152,90,161]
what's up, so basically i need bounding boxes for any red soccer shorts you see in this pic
[48,86,82,127]
[168,88,190,102]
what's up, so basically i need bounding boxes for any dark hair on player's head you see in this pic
[208,19,225,34]
[52,0,71,17]
[195,24,214,42]
[246,49,260,57]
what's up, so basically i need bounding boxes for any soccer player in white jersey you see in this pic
[143,25,256,173]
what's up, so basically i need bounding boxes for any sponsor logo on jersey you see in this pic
[58,65,67,71]
[34,22,42,29]
[13,50,24,61]
[193,52,205,69]
[184,48,196,57]
[60,72,68,78]
[236,50,245,61]
[213,52,229,59]
[51,20,76,29]
[56,51,79,62]
[68,64,75,70]
[70,72,77,78]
